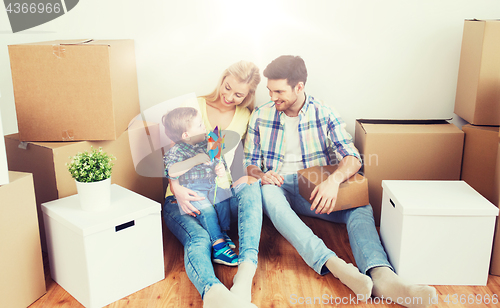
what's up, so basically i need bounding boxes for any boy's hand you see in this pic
[193,153,210,165]
[215,163,226,178]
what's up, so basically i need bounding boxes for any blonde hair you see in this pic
[162,107,199,143]
[202,60,261,110]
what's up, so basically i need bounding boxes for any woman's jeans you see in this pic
[184,180,232,245]
[262,174,393,275]
[163,180,262,298]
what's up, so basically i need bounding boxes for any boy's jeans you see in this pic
[183,179,232,244]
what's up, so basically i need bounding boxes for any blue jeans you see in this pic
[262,174,393,275]
[184,181,232,244]
[163,180,262,298]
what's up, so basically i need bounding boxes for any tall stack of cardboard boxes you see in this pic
[2,90,47,306]
[5,39,164,253]
[453,19,500,276]
[0,108,9,186]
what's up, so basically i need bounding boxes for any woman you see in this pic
[162,61,262,308]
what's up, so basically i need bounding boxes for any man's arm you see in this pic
[310,155,361,214]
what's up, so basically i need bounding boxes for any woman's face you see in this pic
[219,75,250,107]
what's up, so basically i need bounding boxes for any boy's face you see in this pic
[184,112,206,144]
[267,79,301,112]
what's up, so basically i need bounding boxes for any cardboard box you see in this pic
[461,124,500,204]
[42,184,164,308]
[491,141,500,275]
[8,39,140,141]
[0,171,46,307]
[297,165,369,211]
[380,180,498,285]
[0,109,9,185]
[454,19,500,125]
[5,124,164,251]
[354,119,464,225]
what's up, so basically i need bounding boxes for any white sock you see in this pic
[370,266,437,308]
[326,257,373,301]
[203,284,258,308]
[230,262,257,302]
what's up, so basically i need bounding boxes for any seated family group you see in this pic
[161,56,436,308]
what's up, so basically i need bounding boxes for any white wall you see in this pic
[1,0,499,136]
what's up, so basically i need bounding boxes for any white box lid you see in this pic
[381,180,499,216]
[42,184,160,236]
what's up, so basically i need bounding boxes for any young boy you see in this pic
[162,107,237,266]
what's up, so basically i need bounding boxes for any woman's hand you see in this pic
[170,179,204,217]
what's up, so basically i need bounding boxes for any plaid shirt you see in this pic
[164,139,221,183]
[244,95,362,173]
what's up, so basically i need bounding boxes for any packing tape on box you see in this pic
[52,45,66,59]
[18,141,28,150]
[62,130,74,141]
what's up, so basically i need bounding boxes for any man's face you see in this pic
[267,79,299,112]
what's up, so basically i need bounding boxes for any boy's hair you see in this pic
[263,55,308,88]
[162,107,199,143]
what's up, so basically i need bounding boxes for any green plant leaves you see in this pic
[66,146,115,183]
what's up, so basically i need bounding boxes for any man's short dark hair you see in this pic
[263,55,307,88]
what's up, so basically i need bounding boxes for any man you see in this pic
[244,55,436,308]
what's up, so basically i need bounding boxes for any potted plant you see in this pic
[67,147,116,211]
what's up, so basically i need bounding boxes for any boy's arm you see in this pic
[168,153,210,178]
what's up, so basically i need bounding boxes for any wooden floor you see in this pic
[30,215,500,308]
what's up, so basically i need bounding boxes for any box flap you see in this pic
[357,121,461,134]
[42,184,160,236]
[466,19,500,22]
[59,39,94,45]
[5,133,77,150]
[382,180,499,216]
[357,119,451,125]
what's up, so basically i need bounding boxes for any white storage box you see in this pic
[380,180,498,286]
[42,184,165,308]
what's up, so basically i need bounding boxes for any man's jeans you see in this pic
[184,181,232,245]
[262,173,393,275]
[163,180,262,298]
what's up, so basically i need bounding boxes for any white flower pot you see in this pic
[75,178,111,211]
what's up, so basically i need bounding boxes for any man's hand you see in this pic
[309,156,361,214]
[247,165,283,186]
[310,177,341,214]
[261,170,284,186]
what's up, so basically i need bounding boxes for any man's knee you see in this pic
[234,175,258,186]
